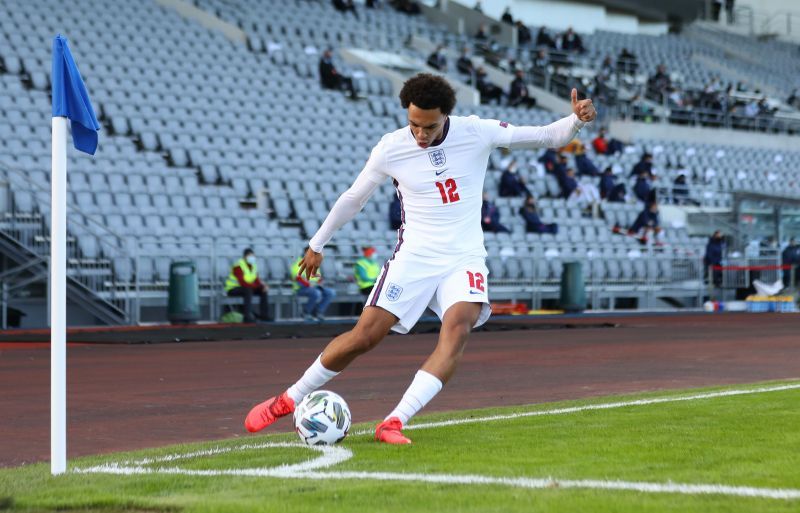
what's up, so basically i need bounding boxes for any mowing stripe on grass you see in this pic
[398,382,800,433]
[75,382,800,501]
[77,443,800,501]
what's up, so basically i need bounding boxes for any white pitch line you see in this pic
[352,382,800,435]
[77,460,800,501]
[74,382,800,501]
[298,471,800,501]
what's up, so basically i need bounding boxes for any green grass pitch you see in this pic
[1,380,798,512]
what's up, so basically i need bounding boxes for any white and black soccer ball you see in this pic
[293,390,352,446]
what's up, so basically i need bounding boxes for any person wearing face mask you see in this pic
[225,248,270,323]
[354,246,382,301]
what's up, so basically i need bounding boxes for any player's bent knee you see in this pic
[347,326,385,354]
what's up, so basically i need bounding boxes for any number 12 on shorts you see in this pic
[467,270,485,292]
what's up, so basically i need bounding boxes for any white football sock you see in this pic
[286,355,339,404]
[386,370,443,425]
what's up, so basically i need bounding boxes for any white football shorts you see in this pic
[365,251,491,334]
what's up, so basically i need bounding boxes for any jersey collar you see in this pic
[429,116,450,147]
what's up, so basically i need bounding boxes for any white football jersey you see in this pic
[362,115,515,258]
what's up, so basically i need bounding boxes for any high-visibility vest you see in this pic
[290,257,320,291]
[354,257,380,289]
[225,258,258,292]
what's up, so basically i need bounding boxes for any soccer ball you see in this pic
[293,390,352,446]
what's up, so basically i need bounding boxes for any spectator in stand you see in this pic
[389,194,402,230]
[476,67,504,104]
[647,64,672,102]
[456,47,475,76]
[536,26,556,48]
[499,159,532,198]
[616,48,638,74]
[599,166,626,202]
[725,0,735,24]
[672,173,693,205]
[630,153,655,203]
[782,237,800,286]
[426,45,447,71]
[515,21,532,46]
[508,69,537,109]
[633,174,653,203]
[592,128,624,155]
[630,152,653,178]
[290,255,336,321]
[599,56,614,79]
[537,148,558,173]
[704,230,725,286]
[474,22,489,40]
[561,167,601,210]
[561,139,600,177]
[712,0,723,21]
[501,7,513,24]
[531,48,549,70]
[391,0,421,15]
[332,0,359,18]
[558,167,578,199]
[788,89,800,109]
[225,248,270,323]
[481,193,510,233]
[519,195,558,234]
[319,49,357,99]
[617,200,662,245]
[559,27,585,53]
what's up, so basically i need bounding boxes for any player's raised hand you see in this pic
[298,247,323,280]
[571,88,596,123]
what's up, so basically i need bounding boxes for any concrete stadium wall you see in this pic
[609,120,800,150]
[448,0,668,35]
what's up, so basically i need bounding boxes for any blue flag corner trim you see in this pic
[52,35,100,155]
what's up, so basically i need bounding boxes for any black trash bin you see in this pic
[167,260,200,323]
[559,261,586,313]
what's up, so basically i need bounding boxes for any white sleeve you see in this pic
[308,141,388,252]
[507,113,586,149]
[473,116,516,148]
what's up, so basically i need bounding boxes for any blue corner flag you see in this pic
[51,35,100,155]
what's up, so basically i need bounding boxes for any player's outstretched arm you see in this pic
[507,88,596,150]
[299,170,383,280]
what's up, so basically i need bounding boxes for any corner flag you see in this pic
[50,34,98,476]
[51,35,99,154]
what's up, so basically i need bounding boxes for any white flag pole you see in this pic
[51,116,68,475]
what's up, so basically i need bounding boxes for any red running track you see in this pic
[1,313,798,467]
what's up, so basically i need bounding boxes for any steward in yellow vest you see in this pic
[354,246,381,297]
[225,248,269,322]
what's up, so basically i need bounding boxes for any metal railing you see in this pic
[0,164,130,325]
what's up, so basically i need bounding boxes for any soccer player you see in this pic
[245,73,596,444]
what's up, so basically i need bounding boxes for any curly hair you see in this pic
[399,73,456,115]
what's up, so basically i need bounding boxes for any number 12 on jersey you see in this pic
[435,178,460,204]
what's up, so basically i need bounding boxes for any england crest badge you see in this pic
[428,149,446,167]
[386,283,403,302]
